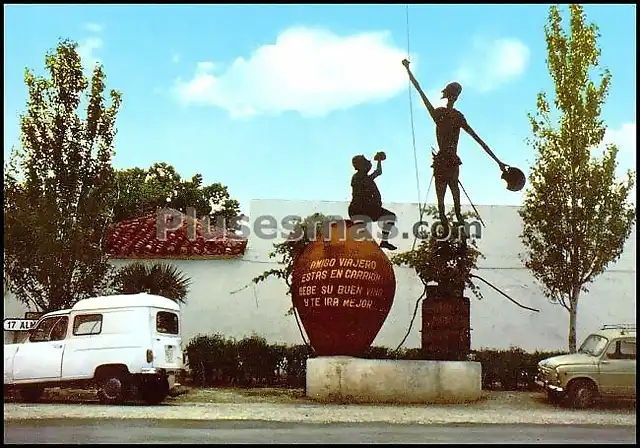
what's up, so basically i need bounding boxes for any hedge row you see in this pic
[184,334,565,390]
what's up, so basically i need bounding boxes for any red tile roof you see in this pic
[106,209,247,259]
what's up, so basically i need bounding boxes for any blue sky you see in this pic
[4,4,636,214]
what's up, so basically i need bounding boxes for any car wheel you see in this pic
[20,386,45,402]
[567,380,597,409]
[98,373,129,405]
[139,376,170,405]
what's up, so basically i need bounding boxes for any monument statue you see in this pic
[401,59,525,228]
[348,151,397,251]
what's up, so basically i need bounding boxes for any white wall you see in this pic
[232,199,636,351]
[4,199,636,351]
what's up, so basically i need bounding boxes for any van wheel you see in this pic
[139,376,170,405]
[20,386,45,402]
[567,379,597,409]
[97,374,129,405]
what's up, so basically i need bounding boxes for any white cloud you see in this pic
[407,36,530,111]
[454,37,530,93]
[77,37,103,69]
[84,22,103,33]
[172,26,411,118]
[598,122,636,202]
[604,122,636,156]
[172,53,181,64]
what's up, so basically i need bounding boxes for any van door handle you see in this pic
[155,338,161,341]
[52,344,63,349]
[601,360,610,365]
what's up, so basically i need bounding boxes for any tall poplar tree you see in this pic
[520,5,635,352]
[4,39,122,312]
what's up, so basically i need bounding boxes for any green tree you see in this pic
[113,261,191,304]
[114,163,241,228]
[520,5,636,352]
[392,206,484,300]
[113,164,178,221]
[252,213,332,297]
[252,212,332,317]
[3,260,12,298]
[3,39,122,312]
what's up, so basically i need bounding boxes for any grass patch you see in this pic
[172,387,308,404]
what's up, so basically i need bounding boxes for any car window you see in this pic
[29,317,61,343]
[49,317,69,341]
[606,339,636,360]
[619,340,636,360]
[73,314,103,336]
[156,311,179,335]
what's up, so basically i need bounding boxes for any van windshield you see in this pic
[156,311,179,335]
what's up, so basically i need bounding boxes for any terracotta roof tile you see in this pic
[106,209,247,259]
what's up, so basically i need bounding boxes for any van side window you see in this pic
[29,317,62,343]
[156,311,179,335]
[50,317,69,341]
[73,314,103,336]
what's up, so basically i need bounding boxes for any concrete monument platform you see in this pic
[306,356,482,404]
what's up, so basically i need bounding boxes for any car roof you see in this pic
[71,293,180,312]
[595,327,636,340]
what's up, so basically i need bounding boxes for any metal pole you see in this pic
[458,180,485,228]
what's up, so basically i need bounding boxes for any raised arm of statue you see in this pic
[402,59,437,123]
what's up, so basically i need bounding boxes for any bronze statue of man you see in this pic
[348,152,397,251]
[402,59,506,228]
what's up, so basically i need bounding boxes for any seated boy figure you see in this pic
[348,152,397,251]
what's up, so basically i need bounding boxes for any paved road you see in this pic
[4,419,636,444]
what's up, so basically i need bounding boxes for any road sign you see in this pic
[3,318,38,331]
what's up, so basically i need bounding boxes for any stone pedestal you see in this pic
[306,356,482,404]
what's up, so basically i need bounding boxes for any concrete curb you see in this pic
[3,402,636,426]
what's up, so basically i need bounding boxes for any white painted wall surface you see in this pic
[4,199,636,351]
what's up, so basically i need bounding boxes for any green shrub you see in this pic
[185,334,239,386]
[472,347,567,390]
[283,344,313,387]
[236,334,286,386]
[184,334,567,391]
[363,346,396,359]
[185,334,312,387]
[399,348,425,360]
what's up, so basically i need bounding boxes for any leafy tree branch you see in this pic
[520,5,636,352]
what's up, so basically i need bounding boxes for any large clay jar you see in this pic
[291,220,396,357]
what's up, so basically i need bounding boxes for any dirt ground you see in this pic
[3,386,636,411]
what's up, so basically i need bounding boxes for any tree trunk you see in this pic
[568,287,581,353]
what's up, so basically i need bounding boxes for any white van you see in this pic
[4,293,184,405]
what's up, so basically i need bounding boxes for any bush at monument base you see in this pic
[183,334,566,390]
[290,220,396,357]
